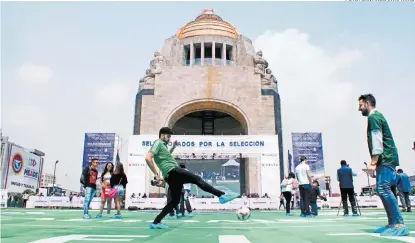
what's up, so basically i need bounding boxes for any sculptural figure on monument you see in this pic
[253,50,268,73]
[150,51,163,75]
[254,64,265,77]
[139,69,155,85]
[261,69,273,85]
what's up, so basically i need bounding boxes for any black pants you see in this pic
[179,190,192,215]
[154,167,224,224]
[299,185,311,215]
[282,191,292,213]
[340,188,357,214]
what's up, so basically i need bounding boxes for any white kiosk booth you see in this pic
[126,135,280,209]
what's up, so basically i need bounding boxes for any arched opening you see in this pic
[166,100,249,197]
[172,110,245,135]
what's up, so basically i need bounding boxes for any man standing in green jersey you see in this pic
[145,127,239,229]
[358,94,409,236]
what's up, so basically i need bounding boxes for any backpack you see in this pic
[80,167,90,185]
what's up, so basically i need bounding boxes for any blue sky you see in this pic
[2,2,414,192]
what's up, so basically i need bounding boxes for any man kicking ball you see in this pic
[358,94,408,236]
[145,127,239,229]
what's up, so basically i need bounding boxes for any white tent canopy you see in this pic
[222,159,240,167]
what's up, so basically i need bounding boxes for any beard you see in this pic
[361,109,369,116]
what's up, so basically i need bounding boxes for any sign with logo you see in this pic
[82,133,116,174]
[292,133,325,179]
[126,135,279,207]
[4,144,43,193]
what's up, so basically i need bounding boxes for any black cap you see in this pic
[159,127,173,136]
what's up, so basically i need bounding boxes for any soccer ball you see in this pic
[236,206,251,220]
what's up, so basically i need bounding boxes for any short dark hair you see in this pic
[179,163,186,168]
[358,94,376,107]
[288,172,295,179]
[340,160,347,166]
[159,127,173,138]
[91,158,98,162]
[300,156,307,162]
[397,169,403,173]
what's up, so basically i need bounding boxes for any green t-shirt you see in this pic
[367,110,399,166]
[150,139,178,178]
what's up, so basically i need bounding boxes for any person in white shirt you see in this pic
[295,156,313,217]
[281,172,296,216]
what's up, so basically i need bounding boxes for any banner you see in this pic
[291,133,325,178]
[4,144,43,193]
[82,133,116,174]
[126,135,279,205]
[128,135,279,155]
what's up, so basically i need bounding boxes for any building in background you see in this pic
[132,9,284,197]
[40,173,55,188]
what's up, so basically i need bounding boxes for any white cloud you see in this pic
[3,104,47,131]
[95,82,130,105]
[254,28,362,128]
[17,63,53,84]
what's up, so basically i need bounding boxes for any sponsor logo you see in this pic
[11,153,24,174]
[28,158,37,167]
[24,168,39,180]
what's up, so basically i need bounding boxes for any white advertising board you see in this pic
[4,144,43,193]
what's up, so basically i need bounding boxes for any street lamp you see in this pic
[52,160,59,196]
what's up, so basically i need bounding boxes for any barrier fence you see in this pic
[16,195,415,210]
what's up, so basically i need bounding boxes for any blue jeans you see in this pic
[83,187,96,215]
[376,165,404,226]
[310,202,318,215]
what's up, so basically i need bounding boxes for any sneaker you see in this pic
[106,214,111,218]
[176,213,182,219]
[219,192,239,204]
[407,208,412,212]
[149,223,169,229]
[380,225,409,236]
[373,225,389,233]
[344,213,349,217]
[83,214,91,219]
[113,214,122,219]
[352,213,360,217]
[95,214,102,218]
[186,213,193,217]
[300,214,305,217]
[285,213,295,216]
[401,208,407,212]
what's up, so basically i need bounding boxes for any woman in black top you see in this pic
[110,164,128,218]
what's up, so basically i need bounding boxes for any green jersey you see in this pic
[150,139,178,178]
[367,110,399,166]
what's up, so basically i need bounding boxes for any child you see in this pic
[309,180,327,216]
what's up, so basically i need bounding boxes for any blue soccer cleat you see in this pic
[95,214,102,219]
[113,214,122,219]
[380,226,409,236]
[373,225,389,233]
[219,192,239,204]
[352,213,360,217]
[149,223,169,229]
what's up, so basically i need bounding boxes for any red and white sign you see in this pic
[4,144,44,193]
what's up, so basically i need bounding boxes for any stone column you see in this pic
[190,42,194,66]
[180,44,184,66]
[212,41,215,66]
[232,45,236,66]
[222,43,226,66]
[201,42,204,66]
